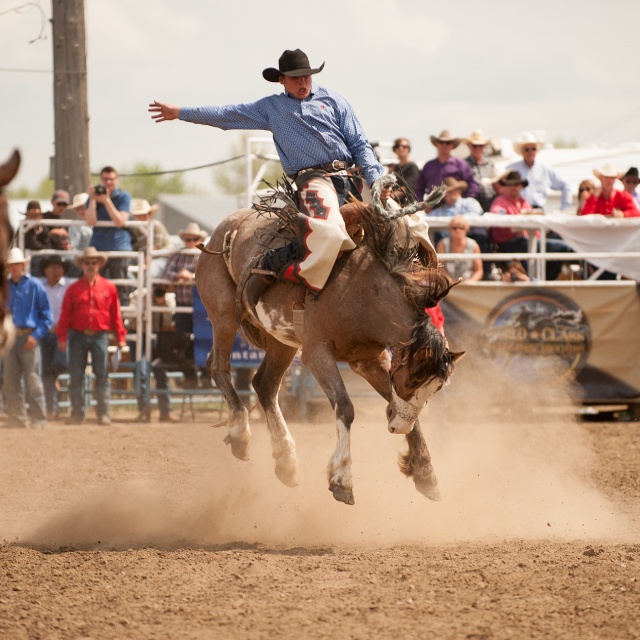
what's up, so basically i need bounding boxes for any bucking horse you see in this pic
[195,175,463,505]
[0,150,20,356]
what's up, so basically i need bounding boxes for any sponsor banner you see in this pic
[441,283,640,402]
[192,288,264,368]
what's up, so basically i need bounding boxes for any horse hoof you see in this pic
[224,434,250,461]
[275,466,298,488]
[330,485,355,505]
[414,476,442,501]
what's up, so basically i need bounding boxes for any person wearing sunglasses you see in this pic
[44,189,70,221]
[387,137,419,203]
[507,132,572,212]
[436,215,483,282]
[57,247,127,426]
[415,129,479,204]
[576,180,597,215]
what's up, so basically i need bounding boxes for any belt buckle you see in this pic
[331,160,343,171]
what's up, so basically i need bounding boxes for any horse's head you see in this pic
[386,321,464,434]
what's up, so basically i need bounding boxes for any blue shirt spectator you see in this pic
[8,270,52,340]
[4,248,52,428]
[89,187,132,251]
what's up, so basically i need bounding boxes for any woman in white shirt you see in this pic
[436,215,483,282]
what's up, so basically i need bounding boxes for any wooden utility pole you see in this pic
[51,0,90,197]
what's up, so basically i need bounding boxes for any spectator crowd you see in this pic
[2,165,208,427]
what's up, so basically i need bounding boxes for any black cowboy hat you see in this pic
[619,166,639,181]
[499,170,529,187]
[262,49,325,83]
[40,254,72,274]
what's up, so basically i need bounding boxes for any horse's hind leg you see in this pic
[198,254,251,461]
[399,418,441,501]
[251,337,299,487]
[206,340,251,461]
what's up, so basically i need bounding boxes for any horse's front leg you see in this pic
[349,351,392,400]
[399,418,441,501]
[303,347,355,505]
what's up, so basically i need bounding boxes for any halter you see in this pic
[389,344,443,412]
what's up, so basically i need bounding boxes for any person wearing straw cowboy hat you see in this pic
[507,131,572,211]
[39,254,74,420]
[56,247,127,425]
[149,48,385,310]
[63,192,93,251]
[162,222,207,330]
[415,129,479,204]
[129,198,171,252]
[463,129,498,212]
[129,198,172,279]
[618,167,640,211]
[4,247,52,428]
[580,164,640,219]
[161,222,208,388]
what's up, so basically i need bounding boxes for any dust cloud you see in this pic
[18,350,634,552]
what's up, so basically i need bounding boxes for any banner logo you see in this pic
[484,289,591,381]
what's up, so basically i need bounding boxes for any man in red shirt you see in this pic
[57,247,127,425]
[580,164,640,218]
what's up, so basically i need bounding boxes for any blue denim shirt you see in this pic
[89,188,132,251]
[8,274,53,341]
[180,83,384,186]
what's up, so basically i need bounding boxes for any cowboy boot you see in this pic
[244,273,275,315]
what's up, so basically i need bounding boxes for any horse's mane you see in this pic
[343,200,458,387]
[346,200,455,311]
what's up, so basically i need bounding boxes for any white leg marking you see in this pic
[265,406,298,487]
[328,417,353,491]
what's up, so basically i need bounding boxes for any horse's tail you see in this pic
[239,319,268,352]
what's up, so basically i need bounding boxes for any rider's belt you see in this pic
[15,328,34,337]
[295,160,352,178]
[81,329,102,336]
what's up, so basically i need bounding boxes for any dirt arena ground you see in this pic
[0,370,638,639]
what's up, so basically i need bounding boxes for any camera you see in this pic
[94,184,107,196]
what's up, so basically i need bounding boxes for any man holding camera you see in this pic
[85,166,132,307]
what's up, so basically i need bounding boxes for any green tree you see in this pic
[212,133,283,195]
[114,162,193,202]
[7,176,54,200]
[551,137,578,149]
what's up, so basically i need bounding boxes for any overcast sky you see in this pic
[2,0,639,194]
